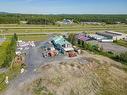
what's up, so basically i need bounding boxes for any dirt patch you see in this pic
[27,60,127,95]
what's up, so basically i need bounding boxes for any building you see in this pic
[89,34,107,40]
[81,22,103,25]
[56,19,74,25]
[20,21,27,24]
[96,31,127,40]
[89,34,113,42]
[41,41,55,51]
[76,33,90,41]
[51,36,74,54]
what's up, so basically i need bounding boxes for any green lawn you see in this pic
[6,34,48,41]
[18,34,48,41]
[0,24,127,34]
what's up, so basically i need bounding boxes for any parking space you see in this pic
[87,40,127,53]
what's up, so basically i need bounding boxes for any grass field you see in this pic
[18,34,48,41]
[0,41,11,67]
[5,34,48,41]
[0,24,127,34]
[0,65,21,93]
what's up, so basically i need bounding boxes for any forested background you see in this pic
[0,14,127,24]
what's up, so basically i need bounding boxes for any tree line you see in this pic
[1,33,18,67]
[0,14,127,24]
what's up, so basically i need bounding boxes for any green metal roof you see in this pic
[52,36,70,46]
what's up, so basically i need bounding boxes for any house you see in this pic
[51,36,74,54]
[81,22,103,25]
[56,19,74,25]
[20,21,27,24]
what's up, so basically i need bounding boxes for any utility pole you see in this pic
[3,29,6,39]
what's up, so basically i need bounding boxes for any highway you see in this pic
[0,31,82,36]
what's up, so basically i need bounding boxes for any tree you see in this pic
[14,33,18,41]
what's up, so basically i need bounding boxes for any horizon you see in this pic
[0,0,127,14]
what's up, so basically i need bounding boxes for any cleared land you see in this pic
[2,50,127,95]
[0,24,127,35]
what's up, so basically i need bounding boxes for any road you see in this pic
[0,31,82,36]
[87,40,127,54]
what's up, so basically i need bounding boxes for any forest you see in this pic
[0,14,127,24]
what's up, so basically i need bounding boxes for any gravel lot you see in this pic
[2,41,84,95]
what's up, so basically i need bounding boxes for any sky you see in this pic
[0,0,127,14]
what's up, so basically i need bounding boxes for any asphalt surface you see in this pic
[0,32,82,36]
[87,40,127,54]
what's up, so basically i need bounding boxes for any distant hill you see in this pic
[0,12,9,14]
[0,12,19,14]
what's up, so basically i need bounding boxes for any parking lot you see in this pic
[87,40,127,54]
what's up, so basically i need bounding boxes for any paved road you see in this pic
[88,40,127,53]
[0,31,82,36]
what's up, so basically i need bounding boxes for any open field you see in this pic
[0,24,127,35]
[0,41,11,67]
[6,34,48,41]
[18,34,48,41]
